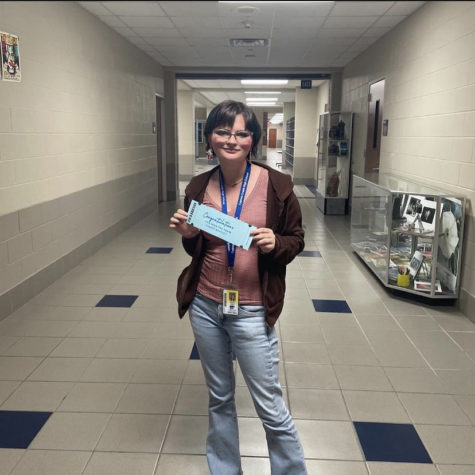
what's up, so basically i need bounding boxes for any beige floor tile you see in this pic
[454,394,475,424]
[27,357,92,382]
[282,341,330,364]
[10,450,90,475]
[416,425,475,464]
[161,415,207,454]
[0,449,24,475]
[343,390,410,423]
[115,383,179,414]
[384,367,447,393]
[0,357,43,380]
[80,358,138,383]
[30,412,111,450]
[1,381,74,411]
[96,338,148,358]
[295,419,363,460]
[0,381,20,404]
[305,460,368,475]
[288,388,349,420]
[154,454,209,475]
[58,382,126,412]
[132,359,188,384]
[3,337,62,357]
[142,339,193,360]
[285,363,339,389]
[83,452,158,475]
[173,384,209,416]
[366,462,439,474]
[334,365,393,391]
[238,417,269,457]
[326,343,380,366]
[437,465,475,474]
[399,393,472,425]
[50,338,106,357]
[97,413,169,453]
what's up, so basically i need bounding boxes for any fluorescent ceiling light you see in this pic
[246,97,279,101]
[245,91,282,94]
[246,102,277,106]
[241,79,288,85]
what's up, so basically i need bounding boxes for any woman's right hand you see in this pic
[169,209,200,239]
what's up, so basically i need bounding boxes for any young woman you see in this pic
[170,100,307,475]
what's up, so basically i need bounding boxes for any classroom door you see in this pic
[365,79,385,176]
[268,128,277,148]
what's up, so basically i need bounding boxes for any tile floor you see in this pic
[1,152,475,474]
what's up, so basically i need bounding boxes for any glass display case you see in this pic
[285,116,295,168]
[316,112,353,215]
[351,174,466,299]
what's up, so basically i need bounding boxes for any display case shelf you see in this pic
[316,112,353,215]
[285,116,295,168]
[351,174,466,299]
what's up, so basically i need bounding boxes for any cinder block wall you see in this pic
[0,1,164,318]
[342,1,475,319]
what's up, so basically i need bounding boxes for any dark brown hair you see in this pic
[204,100,262,158]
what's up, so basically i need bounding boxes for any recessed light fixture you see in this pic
[245,91,282,94]
[241,79,288,85]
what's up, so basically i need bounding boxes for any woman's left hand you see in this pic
[250,228,276,254]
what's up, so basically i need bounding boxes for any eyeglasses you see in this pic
[213,129,253,142]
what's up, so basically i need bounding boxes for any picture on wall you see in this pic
[1,32,21,82]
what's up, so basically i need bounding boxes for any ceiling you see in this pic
[77,1,425,106]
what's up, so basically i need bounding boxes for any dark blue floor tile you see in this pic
[96,295,138,308]
[299,250,322,257]
[0,411,52,449]
[312,299,352,313]
[190,342,236,360]
[190,342,200,360]
[354,421,432,463]
[305,184,317,196]
[146,247,173,254]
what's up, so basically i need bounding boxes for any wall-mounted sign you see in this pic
[301,79,312,89]
[1,32,21,82]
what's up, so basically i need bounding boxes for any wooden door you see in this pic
[268,128,277,148]
[156,95,163,203]
[365,79,385,176]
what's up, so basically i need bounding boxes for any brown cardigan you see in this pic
[176,162,305,327]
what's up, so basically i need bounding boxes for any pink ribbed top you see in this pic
[197,167,269,305]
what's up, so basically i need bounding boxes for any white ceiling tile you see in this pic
[330,2,394,16]
[97,15,126,28]
[120,16,175,28]
[171,17,220,29]
[271,29,318,39]
[317,28,367,38]
[111,26,137,37]
[186,38,231,47]
[362,27,393,38]
[219,17,273,29]
[159,1,219,17]
[273,17,326,30]
[146,37,189,47]
[79,2,112,15]
[324,16,380,29]
[130,27,183,37]
[102,1,166,16]
[274,2,334,17]
[385,2,426,16]
[373,15,407,28]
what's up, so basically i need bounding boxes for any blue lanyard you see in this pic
[218,162,251,269]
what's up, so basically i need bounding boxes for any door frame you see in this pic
[155,94,165,203]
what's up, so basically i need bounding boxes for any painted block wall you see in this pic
[0,1,164,300]
[342,1,475,314]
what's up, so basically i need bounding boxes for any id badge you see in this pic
[223,289,239,315]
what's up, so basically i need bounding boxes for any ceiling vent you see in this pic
[230,39,269,48]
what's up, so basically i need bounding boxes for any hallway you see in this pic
[1,182,475,475]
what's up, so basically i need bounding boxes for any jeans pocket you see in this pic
[238,305,264,317]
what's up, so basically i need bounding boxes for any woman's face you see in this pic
[209,114,253,164]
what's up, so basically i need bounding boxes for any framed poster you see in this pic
[1,32,21,82]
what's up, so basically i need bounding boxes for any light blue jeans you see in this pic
[189,293,307,475]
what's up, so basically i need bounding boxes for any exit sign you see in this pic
[301,79,312,89]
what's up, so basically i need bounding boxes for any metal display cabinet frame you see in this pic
[351,174,466,299]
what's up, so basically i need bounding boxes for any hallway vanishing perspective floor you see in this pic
[1,169,475,474]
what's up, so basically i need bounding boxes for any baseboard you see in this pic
[459,288,475,324]
[0,202,156,322]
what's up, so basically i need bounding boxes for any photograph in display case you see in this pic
[414,279,442,293]
[408,250,425,277]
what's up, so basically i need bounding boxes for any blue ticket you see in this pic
[186,200,256,250]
